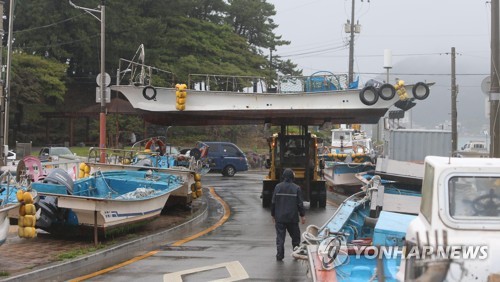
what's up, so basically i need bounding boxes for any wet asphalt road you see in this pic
[83,171,340,281]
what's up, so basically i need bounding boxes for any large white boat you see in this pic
[110,51,432,126]
[456,140,489,158]
[321,126,375,189]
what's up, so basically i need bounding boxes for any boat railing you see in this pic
[277,72,349,93]
[87,147,163,166]
[188,74,267,93]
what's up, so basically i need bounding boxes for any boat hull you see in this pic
[323,162,374,187]
[0,203,19,246]
[111,84,429,125]
[31,170,184,237]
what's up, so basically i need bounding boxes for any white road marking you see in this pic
[163,260,249,282]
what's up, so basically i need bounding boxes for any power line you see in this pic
[279,43,349,58]
[13,12,87,34]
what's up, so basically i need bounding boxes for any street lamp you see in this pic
[69,0,106,162]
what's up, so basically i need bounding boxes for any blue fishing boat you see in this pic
[293,175,420,281]
[30,168,184,237]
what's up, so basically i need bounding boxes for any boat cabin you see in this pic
[400,156,500,281]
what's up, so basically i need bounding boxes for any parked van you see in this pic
[203,142,248,176]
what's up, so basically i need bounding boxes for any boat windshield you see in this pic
[448,176,500,219]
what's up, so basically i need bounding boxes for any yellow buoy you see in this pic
[18,216,25,227]
[196,189,202,197]
[19,205,26,217]
[23,227,37,238]
[194,173,202,182]
[18,226,25,237]
[79,162,87,171]
[191,191,198,199]
[195,181,202,190]
[25,204,36,215]
[23,215,36,227]
[16,189,24,202]
[23,192,33,204]
[84,165,91,173]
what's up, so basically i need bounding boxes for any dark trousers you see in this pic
[275,222,301,259]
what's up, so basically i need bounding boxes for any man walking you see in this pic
[271,168,306,261]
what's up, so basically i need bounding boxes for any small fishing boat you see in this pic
[30,168,184,237]
[321,126,375,190]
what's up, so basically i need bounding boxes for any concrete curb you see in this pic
[2,189,213,282]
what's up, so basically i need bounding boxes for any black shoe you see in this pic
[276,255,284,261]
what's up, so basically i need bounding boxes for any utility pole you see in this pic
[451,47,458,154]
[1,0,14,166]
[69,0,106,162]
[0,1,4,166]
[269,47,273,90]
[490,0,500,157]
[346,0,362,84]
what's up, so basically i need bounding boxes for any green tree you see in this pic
[9,53,68,144]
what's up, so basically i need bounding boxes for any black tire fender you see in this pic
[412,82,430,100]
[378,83,396,100]
[359,86,379,106]
[142,85,157,101]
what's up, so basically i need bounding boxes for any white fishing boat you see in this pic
[29,168,185,237]
[110,47,433,126]
[456,140,489,158]
[321,126,375,189]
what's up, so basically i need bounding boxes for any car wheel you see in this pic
[223,165,236,177]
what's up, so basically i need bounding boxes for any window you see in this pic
[448,176,500,219]
[208,143,221,154]
[223,144,238,155]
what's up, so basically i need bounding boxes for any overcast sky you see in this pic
[268,0,492,134]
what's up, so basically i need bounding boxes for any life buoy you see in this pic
[359,86,379,106]
[145,138,165,155]
[378,83,396,100]
[412,82,430,100]
[143,86,157,101]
